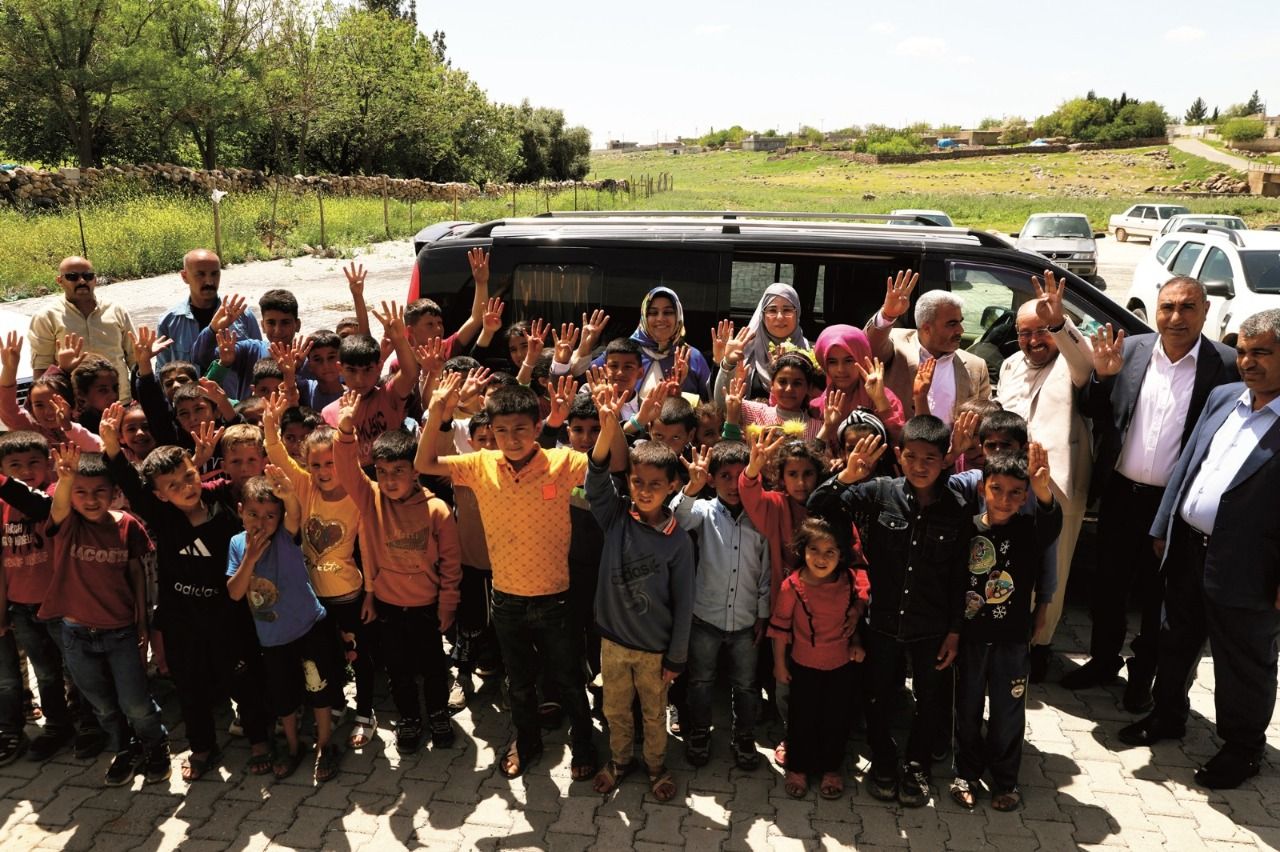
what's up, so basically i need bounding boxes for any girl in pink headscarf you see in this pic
[812,325,904,444]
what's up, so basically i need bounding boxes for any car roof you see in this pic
[1025,212,1089,219]
[890,208,948,215]
[1162,228,1280,250]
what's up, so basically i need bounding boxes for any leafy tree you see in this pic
[511,102,590,182]
[1211,106,1220,122]
[1245,90,1263,115]
[976,116,1002,130]
[1219,118,1266,143]
[360,0,415,21]
[1184,97,1208,124]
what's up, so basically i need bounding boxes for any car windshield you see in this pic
[1023,217,1092,238]
[1241,250,1280,293]
[1157,206,1192,218]
[1179,217,1245,230]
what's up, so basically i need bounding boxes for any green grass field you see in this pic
[589,147,1280,232]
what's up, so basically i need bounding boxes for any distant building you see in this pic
[742,134,786,152]
[607,140,638,150]
[953,129,1002,146]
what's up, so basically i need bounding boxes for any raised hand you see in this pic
[746,427,787,478]
[552,322,580,365]
[948,410,980,459]
[669,344,691,387]
[722,326,755,368]
[634,383,667,431]
[458,366,492,406]
[857,356,889,407]
[211,293,247,333]
[593,384,622,421]
[823,388,848,432]
[838,433,887,484]
[548,375,579,424]
[913,356,936,401]
[371,301,407,341]
[1031,269,1066,328]
[49,393,73,430]
[264,463,293,498]
[1027,441,1052,499]
[413,337,447,378]
[724,372,746,426]
[190,420,224,469]
[428,370,463,418]
[525,318,550,355]
[261,391,289,437]
[1091,323,1126,378]
[711,319,735,365]
[0,331,22,376]
[466,247,490,289]
[98,401,125,453]
[215,328,238,366]
[580,309,610,348]
[586,364,611,395]
[51,443,81,480]
[55,332,86,372]
[343,262,367,299]
[882,269,920,322]
[682,444,713,493]
[481,297,505,334]
[336,389,362,430]
[197,377,230,408]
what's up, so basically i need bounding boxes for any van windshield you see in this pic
[1023,217,1092,238]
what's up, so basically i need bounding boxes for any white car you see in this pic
[1108,203,1191,242]
[1127,228,1280,344]
[890,209,954,227]
[1012,213,1102,281]
[1159,214,1247,239]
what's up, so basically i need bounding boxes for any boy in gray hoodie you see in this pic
[586,388,695,802]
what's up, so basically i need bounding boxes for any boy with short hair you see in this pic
[304,331,346,412]
[37,446,170,787]
[251,358,286,399]
[672,440,771,770]
[192,289,303,400]
[648,397,698,455]
[320,303,420,469]
[99,405,274,781]
[586,388,694,800]
[335,391,461,753]
[951,448,1060,812]
[158,361,199,402]
[415,381,598,782]
[69,355,120,433]
[808,415,971,808]
[280,406,322,462]
[227,472,345,783]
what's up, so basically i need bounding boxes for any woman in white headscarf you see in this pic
[742,283,809,400]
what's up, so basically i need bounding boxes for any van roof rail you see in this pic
[534,209,941,226]
[1173,223,1245,246]
[461,214,1012,249]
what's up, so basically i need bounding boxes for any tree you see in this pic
[1219,118,1266,143]
[977,116,1002,130]
[1184,97,1208,124]
[1245,90,1263,115]
[1211,106,1220,122]
[360,0,415,21]
[511,102,590,182]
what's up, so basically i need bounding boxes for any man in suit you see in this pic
[1065,277,1237,712]
[1118,309,1280,789]
[996,272,1094,681]
[865,270,991,427]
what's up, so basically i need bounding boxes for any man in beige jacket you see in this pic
[997,271,1095,680]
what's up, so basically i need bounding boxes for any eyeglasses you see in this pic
[1015,327,1050,340]
[62,271,96,282]
[764,307,797,318]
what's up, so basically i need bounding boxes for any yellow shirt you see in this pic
[442,447,589,597]
[266,440,363,599]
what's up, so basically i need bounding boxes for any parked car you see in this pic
[1127,227,1280,344]
[889,208,954,227]
[1159,213,1246,239]
[1011,213,1104,281]
[1108,203,1191,242]
[0,309,33,427]
[407,210,1149,387]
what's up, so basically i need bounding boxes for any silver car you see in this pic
[1013,213,1103,281]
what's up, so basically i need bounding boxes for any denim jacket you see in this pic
[808,474,971,641]
[156,298,261,370]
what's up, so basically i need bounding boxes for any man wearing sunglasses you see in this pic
[28,256,137,400]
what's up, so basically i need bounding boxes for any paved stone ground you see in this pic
[1,602,1277,851]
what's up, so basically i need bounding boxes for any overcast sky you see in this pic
[421,0,1276,147]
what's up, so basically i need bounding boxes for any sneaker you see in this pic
[866,763,899,801]
[684,729,711,767]
[143,742,171,784]
[667,703,683,737]
[74,728,109,760]
[104,747,139,787]
[447,678,468,714]
[227,712,244,737]
[428,711,456,748]
[0,732,28,766]
[396,718,423,754]
[732,735,761,771]
[898,762,932,808]
[28,727,73,762]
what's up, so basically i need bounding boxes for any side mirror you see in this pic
[980,305,1009,330]
[1204,280,1235,299]
[1094,232,1106,240]
[1010,232,1019,238]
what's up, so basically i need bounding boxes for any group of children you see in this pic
[0,255,1062,815]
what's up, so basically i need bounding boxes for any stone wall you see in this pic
[836,137,1170,166]
[0,162,628,209]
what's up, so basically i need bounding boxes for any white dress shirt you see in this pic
[1116,339,1200,487]
[873,310,957,424]
[1180,389,1280,535]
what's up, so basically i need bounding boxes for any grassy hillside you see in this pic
[589,147,1280,233]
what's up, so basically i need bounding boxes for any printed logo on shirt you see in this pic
[984,570,1014,605]
[3,520,44,553]
[542,483,558,501]
[968,536,996,574]
[178,537,213,558]
[305,517,346,555]
[615,547,659,615]
[302,658,328,693]
[387,526,428,553]
[172,581,220,598]
[1010,677,1027,699]
[69,544,128,564]
[248,576,279,621]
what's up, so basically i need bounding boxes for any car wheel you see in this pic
[1115,228,1128,242]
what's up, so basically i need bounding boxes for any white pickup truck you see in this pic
[1108,203,1191,242]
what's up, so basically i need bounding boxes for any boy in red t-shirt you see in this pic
[37,445,170,787]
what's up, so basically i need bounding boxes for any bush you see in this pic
[1219,118,1266,143]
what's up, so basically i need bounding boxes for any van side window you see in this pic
[1199,247,1234,287]
[511,264,604,328]
[731,261,796,312]
[1169,242,1204,277]
[1155,240,1179,265]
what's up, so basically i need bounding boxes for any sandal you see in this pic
[592,759,634,794]
[570,746,598,782]
[950,778,977,810]
[246,749,273,776]
[272,744,306,780]
[647,765,677,803]
[181,747,222,782]
[784,770,808,799]
[497,738,542,780]
[348,714,377,749]
[991,787,1023,812]
[819,771,844,799]
[314,744,341,784]
[773,740,787,768]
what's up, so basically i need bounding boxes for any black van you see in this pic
[408,211,1150,380]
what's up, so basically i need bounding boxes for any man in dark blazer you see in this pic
[1117,308,1280,789]
[1065,277,1237,712]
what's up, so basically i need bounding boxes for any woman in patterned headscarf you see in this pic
[627,287,711,400]
[741,283,809,400]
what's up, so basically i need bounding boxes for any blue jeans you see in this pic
[490,589,593,759]
[686,617,758,736]
[0,604,72,735]
[60,623,166,753]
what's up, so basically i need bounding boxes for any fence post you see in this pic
[212,197,223,259]
[317,187,326,250]
[452,185,458,220]
[267,177,280,252]
[409,197,414,231]
[511,186,516,216]
[574,182,578,211]
[382,176,391,240]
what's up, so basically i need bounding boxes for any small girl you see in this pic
[768,517,867,800]
[0,331,101,450]
[717,352,824,442]
[811,325,904,445]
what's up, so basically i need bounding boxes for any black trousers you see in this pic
[865,630,950,771]
[378,601,448,722]
[165,620,271,753]
[786,661,855,774]
[1151,522,1209,727]
[1088,474,1166,679]
[955,639,1027,791]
